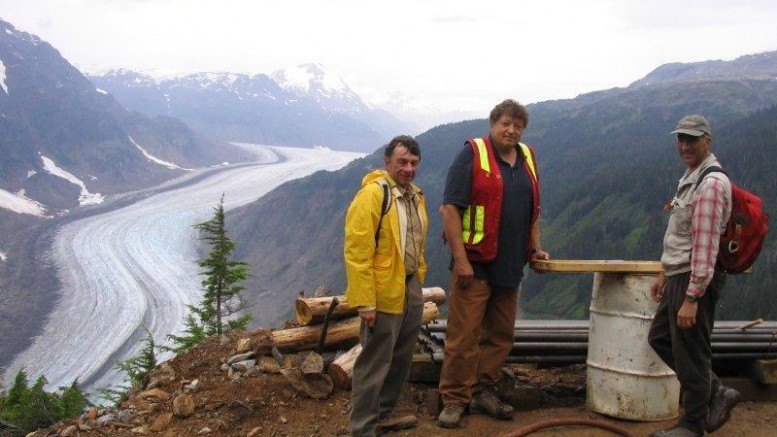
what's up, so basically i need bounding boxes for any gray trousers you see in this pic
[648,270,725,433]
[349,275,423,437]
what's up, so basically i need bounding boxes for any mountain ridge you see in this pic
[0,19,247,216]
[227,50,777,327]
[88,63,413,153]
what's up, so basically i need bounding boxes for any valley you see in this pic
[2,145,362,394]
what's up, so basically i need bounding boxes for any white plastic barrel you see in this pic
[587,272,680,421]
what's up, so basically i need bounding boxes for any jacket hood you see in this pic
[361,169,390,188]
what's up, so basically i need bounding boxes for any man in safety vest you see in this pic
[344,135,428,436]
[437,99,549,428]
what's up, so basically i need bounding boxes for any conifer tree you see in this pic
[98,328,158,406]
[167,194,251,351]
[0,369,88,432]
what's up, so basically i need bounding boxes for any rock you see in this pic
[280,368,333,399]
[149,413,173,432]
[246,427,262,437]
[131,425,150,435]
[231,359,257,372]
[96,414,116,427]
[60,425,78,437]
[183,378,201,392]
[139,388,170,400]
[87,407,98,421]
[117,409,134,423]
[173,394,196,418]
[280,416,288,424]
[197,426,212,435]
[227,351,255,365]
[301,351,324,374]
[235,338,252,354]
[246,366,263,377]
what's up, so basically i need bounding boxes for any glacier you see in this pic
[3,144,363,396]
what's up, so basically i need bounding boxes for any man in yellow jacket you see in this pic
[344,135,428,437]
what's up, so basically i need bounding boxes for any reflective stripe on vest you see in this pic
[470,138,536,179]
[462,204,485,244]
[462,139,537,245]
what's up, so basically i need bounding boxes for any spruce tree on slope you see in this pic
[168,194,251,351]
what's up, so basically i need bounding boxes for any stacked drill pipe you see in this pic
[420,320,777,365]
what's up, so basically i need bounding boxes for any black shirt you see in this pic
[442,139,534,288]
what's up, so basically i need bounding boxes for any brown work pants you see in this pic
[438,278,518,406]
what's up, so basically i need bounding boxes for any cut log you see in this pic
[273,301,441,352]
[328,344,362,389]
[295,287,446,325]
[325,303,443,388]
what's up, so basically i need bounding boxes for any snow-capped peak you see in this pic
[272,63,348,95]
[271,63,368,115]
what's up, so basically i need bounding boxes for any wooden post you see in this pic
[295,287,446,325]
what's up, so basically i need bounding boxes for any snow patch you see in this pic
[27,169,37,178]
[95,87,108,95]
[40,155,105,206]
[0,187,47,216]
[0,251,6,261]
[128,136,193,171]
[0,60,8,94]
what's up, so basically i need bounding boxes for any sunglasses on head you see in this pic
[677,133,701,143]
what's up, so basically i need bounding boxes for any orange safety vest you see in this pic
[461,137,540,263]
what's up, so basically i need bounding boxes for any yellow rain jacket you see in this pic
[344,170,428,314]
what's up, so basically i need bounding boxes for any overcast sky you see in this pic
[2,0,777,118]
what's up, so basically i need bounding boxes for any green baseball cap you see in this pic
[671,114,711,137]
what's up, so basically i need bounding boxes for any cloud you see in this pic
[429,15,476,25]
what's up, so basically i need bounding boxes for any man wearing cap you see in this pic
[345,135,428,437]
[647,115,741,437]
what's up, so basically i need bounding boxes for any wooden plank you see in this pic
[531,259,662,274]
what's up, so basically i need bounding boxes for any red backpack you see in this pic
[697,166,770,274]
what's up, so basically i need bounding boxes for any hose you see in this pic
[500,418,637,437]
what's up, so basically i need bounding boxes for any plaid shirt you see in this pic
[688,176,730,297]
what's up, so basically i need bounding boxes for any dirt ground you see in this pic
[35,332,777,437]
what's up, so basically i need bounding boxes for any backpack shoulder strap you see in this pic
[374,178,391,245]
[376,178,391,216]
[695,165,727,188]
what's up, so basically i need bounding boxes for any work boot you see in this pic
[649,426,704,437]
[437,404,465,428]
[470,386,514,420]
[376,414,418,434]
[706,385,742,433]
